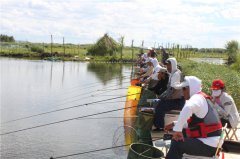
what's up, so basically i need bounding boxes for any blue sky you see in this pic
[1,0,240,48]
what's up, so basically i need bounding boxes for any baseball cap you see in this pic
[211,79,225,90]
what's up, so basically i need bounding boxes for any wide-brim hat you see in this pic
[158,67,167,73]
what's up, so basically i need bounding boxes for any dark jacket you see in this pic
[148,74,169,95]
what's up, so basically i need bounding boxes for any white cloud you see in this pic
[0,0,239,48]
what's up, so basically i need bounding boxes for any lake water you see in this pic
[0,57,133,159]
[189,58,226,65]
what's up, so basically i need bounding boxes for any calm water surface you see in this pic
[189,58,226,65]
[0,57,133,159]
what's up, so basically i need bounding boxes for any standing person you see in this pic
[211,79,240,128]
[165,76,222,159]
[153,58,185,131]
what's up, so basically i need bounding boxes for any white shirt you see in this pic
[173,94,220,148]
[169,70,181,89]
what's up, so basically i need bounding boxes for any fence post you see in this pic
[51,34,53,56]
[131,40,134,62]
[120,36,124,61]
[63,37,65,56]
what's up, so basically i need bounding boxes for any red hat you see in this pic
[211,79,225,90]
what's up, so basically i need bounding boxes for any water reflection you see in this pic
[1,57,134,159]
[87,63,125,85]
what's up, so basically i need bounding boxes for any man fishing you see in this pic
[165,76,222,159]
[153,57,185,131]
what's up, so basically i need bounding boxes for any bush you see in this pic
[87,34,120,56]
[30,46,44,53]
[231,54,240,72]
[225,40,239,64]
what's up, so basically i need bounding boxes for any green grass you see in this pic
[0,42,142,61]
[179,59,240,109]
[0,42,228,62]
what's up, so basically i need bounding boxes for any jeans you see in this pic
[154,97,185,128]
[166,138,217,159]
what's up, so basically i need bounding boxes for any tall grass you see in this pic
[179,59,240,109]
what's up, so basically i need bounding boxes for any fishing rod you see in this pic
[49,138,166,159]
[91,100,126,104]
[31,75,132,105]
[1,83,132,125]
[0,105,138,136]
[39,75,131,104]
[33,76,130,104]
[50,144,131,159]
[76,116,138,120]
[33,83,130,112]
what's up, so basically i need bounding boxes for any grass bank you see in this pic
[179,59,240,109]
[0,42,227,62]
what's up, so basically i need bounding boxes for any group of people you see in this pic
[136,48,240,159]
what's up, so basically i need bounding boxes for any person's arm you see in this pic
[173,105,193,132]
[142,66,153,77]
[211,101,228,119]
[158,86,172,99]
[222,96,235,116]
[170,71,181,89]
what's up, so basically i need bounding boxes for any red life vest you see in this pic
[183,92,222,138]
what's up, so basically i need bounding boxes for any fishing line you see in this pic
[36,83,129,111]
[97,87,128,91]
[91,101,126,104]
[30,75,131,107]
[36,76,131,103]
[1,83,132,125]
[76,116,138,120]
[49,144,131,159]
[91,94,128,97]
[0,105,138,136]
[49,138,165,159]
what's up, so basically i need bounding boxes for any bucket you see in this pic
[127,143,164,159]
[137,128,153,146]
[127,86,142,101]
[136,111,154,130]
[131,79,140,86]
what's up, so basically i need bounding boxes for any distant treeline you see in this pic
[0,34,15,42]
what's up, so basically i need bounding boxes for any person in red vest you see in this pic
[165,76,222,159]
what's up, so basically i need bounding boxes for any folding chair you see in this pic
[224,122,239,141]
[182,124,228,159]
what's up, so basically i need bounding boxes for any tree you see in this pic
[0,34,15,42]
[87,33,119,56]
[225,40,239,64]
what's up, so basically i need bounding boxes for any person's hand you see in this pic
[172,131,184,141]
[164,122,174,131]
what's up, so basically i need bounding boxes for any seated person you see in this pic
[148,67,169,96]
[153,58,185,131]
[139,58,154,81]
[141,58,161,86]
[165,76,222,159]
[211,79,240,128]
